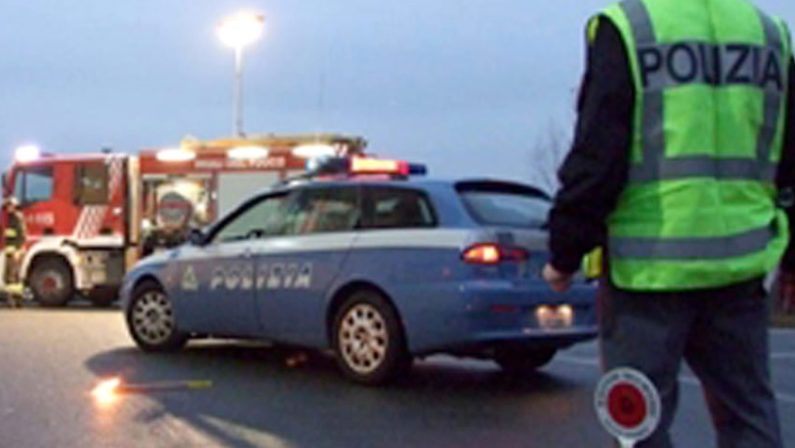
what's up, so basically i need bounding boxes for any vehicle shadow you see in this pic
[0,296,121,313]
[84,342,592,448]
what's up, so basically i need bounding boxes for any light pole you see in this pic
[217,11,265,137]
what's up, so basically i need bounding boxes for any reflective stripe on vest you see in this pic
[620,0,786,185]
[612,225,776,260]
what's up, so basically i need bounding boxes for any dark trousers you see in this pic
[600,279,783,448]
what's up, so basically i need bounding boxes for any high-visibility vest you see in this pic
[4,213,25,249]
[598,0,792,290]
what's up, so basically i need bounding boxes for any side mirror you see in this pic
[187,228,206,246]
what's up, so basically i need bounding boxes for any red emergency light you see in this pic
[350,157,410,176]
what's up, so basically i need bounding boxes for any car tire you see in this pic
[332,289,411,385]
[29,257,74,307]
[494,348,557,375]
[126,281,187,352]
[87,286,118,307]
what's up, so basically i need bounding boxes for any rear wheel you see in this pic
[332,290,411,385]
[494,348,557,375]
[29,257,74,307]
[126,281,187,352]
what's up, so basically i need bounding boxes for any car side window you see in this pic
[282,187,359,235]
[211,193,289,243]
[363,187,436,229]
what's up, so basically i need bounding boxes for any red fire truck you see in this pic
[0,134,366,307]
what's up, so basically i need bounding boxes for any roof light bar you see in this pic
[350,157,409,176]
[350,157,427,177]
[293,143,337,159]
[227,145,269,160]
[298,156,427,181]
[156,148,196,163]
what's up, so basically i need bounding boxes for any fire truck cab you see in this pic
[0,134,365,307]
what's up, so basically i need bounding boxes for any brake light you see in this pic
[462,243,529,264]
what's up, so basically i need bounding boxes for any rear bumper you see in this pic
[401,280,598,356]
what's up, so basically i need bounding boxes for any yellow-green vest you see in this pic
[598,0,792,290]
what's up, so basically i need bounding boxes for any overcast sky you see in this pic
[1,1,792,184]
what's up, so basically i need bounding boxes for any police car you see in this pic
[121,157,597,384]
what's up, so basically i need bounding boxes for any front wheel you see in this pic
[29,258,74,307]
[126,281,187,352]
[332,290,411,385]
[494,348,557,375]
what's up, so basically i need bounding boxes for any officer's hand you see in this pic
[543,263,573,293]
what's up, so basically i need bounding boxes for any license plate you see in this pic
[535,305,574,329]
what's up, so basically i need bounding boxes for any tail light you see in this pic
[462,243,529,265]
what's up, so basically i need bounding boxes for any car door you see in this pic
[255,185,360,346]
[172,192,290,337]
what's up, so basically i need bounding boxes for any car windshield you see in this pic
[458,185,550,229]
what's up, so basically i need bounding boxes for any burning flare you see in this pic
[91,377,122,406]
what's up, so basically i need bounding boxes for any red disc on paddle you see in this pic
[607,382,648,429]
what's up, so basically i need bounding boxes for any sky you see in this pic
[1,0,793,187]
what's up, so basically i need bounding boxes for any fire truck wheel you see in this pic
[127,281,187,352]
[87,287,118,307]
[29,257,75,307]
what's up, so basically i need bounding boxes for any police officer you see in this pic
[543,0,793,446]
[3,197,26,308]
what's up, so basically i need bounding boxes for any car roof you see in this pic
[214,175,550,235]
[256,176,546,197]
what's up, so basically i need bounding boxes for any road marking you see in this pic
[556,356,795,406]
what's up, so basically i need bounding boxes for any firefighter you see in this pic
[543,0,793,446]
[3,196,27,308]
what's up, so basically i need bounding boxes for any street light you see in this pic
[217,11,265,137]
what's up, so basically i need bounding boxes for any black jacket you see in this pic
[548,18,795,275]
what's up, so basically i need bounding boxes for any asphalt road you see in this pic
[0,304,793,448]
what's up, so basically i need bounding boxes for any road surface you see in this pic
[0,304,793,448]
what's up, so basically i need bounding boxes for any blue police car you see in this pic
[121,157,597,384]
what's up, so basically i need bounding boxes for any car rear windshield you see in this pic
[456,181,550,229]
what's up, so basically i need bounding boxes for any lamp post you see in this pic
[217,12,265,137]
